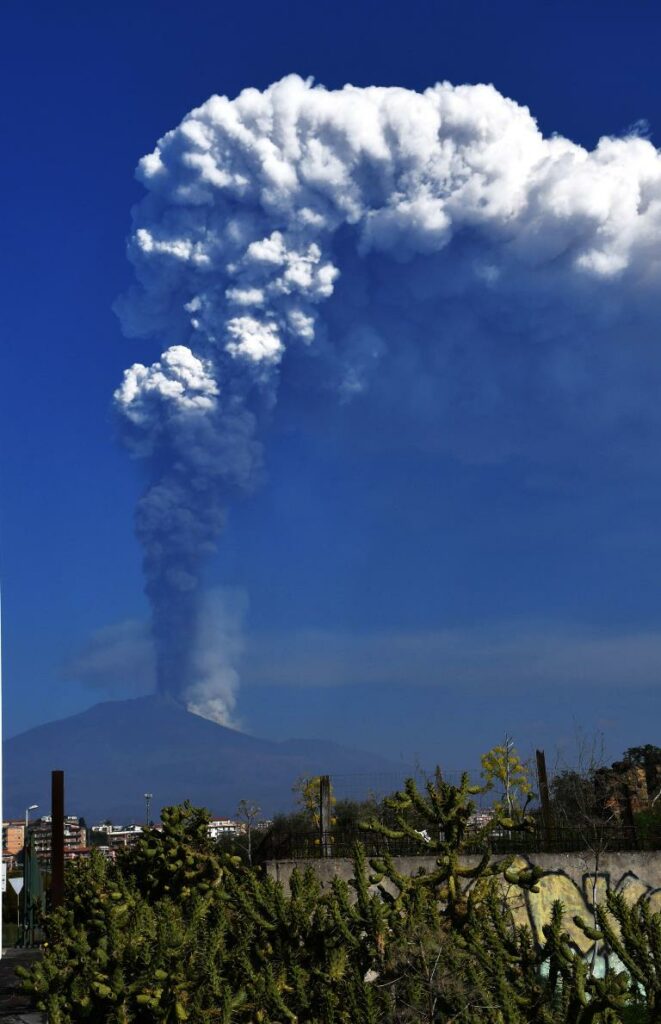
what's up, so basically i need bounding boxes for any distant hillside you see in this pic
[4,695,408,822]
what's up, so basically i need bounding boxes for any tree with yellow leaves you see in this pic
[480,735,535,826]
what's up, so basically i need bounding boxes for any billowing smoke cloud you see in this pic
[183,587,247,725]
[115,346,258,715]
[115,75,661,718]
[62,589,246,725]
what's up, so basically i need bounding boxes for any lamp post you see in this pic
[22,805,37,945]
[24,805,37,833]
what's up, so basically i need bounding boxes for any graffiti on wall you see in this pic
[499,855,661,968]
[267,851,661,972]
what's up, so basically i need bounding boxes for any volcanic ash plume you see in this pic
[115,75,661,720]
[114,346,258,720]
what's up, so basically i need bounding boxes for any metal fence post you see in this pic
[319,775,332,858]
[536,749,552,847]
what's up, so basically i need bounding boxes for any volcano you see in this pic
[4,696,407,822]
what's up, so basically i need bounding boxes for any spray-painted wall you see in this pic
[266,851,661,964]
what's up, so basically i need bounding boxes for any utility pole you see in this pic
[144,793,152,828]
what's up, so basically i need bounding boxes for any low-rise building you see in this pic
[90,824,114,836]
[105,826,144,850]
[90,823,146,850]
[208,818,244,840]
[206,817,273,840]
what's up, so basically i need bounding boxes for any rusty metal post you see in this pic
[319,775,332,858]
[622,783,640,850]
[536,749,552,847]
[51,770,65,909]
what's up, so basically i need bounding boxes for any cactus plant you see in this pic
[16,785,653,1023]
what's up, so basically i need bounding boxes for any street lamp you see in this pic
[22,805,37,946]
[24,804,38,832]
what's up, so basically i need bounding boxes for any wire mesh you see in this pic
[327,767,504,810]
[257,823,661,862]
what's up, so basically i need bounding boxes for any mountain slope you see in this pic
[4,696,408,822]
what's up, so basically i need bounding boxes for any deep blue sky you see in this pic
[2,0,661,769]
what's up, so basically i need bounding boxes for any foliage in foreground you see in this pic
[17,779,659,1024]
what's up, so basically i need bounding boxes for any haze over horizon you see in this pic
[2,0,661,770]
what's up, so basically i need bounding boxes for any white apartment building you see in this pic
[207,818,244,840]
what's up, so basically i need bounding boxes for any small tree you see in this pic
[292,774,336,829]
[480,735,535,825]
[235,799,262,866]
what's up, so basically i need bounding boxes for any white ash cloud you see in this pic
[115,75,661,717]
[62,590,246,726]
[183,587,247,726]
[118,75,661,362]
[116,346,219,457]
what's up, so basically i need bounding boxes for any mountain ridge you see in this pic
[4,695,408,822]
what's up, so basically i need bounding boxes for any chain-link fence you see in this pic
[257,760,660,862]
[258,822,661,862]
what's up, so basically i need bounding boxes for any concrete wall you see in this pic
[266,850,661,960]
